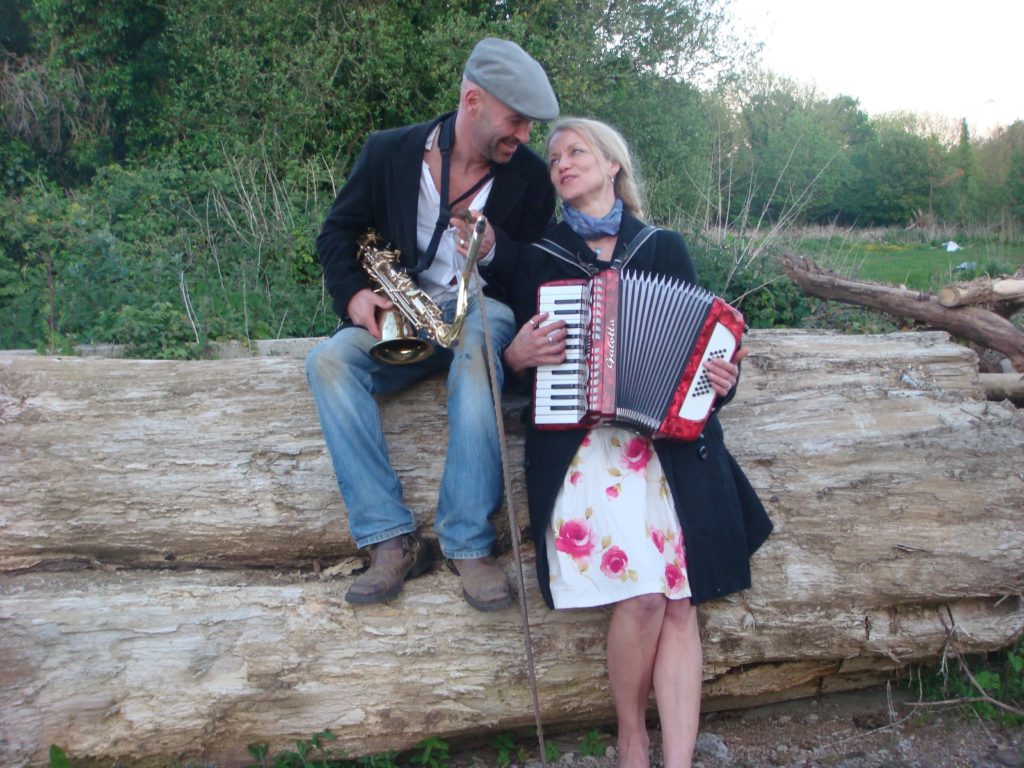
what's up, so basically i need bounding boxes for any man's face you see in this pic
[474,91,533,164]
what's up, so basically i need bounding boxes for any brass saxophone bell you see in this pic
[370,307,434,365]
[358,215,487,366]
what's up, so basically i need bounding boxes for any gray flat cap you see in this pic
[464,38,559,122]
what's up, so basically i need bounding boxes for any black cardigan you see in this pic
[488,215,773,608]
[316,112,556,321]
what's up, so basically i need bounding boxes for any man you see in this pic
[306,38,558,611]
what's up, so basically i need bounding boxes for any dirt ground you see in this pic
[446,685,1023,768]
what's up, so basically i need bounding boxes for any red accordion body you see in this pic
[534,270,745,441]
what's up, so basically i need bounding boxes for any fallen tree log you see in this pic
[937,267,1024,314]
[3,572,1020,766]
[1,331,1022,766]
[979,371,1024,404]
[0,330,1007,571]
[779,253,1024,372]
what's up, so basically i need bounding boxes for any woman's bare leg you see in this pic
[652,598,702,768]
[607,594,668,767]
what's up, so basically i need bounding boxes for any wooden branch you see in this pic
[779,253,1024,372]
[937,276,1024,314]
[979,372,1024,404]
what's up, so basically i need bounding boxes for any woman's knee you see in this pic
[663,598,699,633]
[616,593,669,625]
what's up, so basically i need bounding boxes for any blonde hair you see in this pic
[547,117,647,220]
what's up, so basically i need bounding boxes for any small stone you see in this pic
[694,732,729,760]
[993,747,1023,767]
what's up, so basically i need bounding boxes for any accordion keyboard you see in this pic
[534,283,589,424]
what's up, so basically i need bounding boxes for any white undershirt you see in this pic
[416,128,495,303]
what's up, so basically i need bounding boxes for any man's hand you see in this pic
[450,209,495,258]
[346,289,393,339]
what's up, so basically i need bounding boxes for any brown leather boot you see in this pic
[345,532,432,605]
[447,556,514,612]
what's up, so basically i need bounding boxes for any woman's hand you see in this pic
[703,347,749,397]
[503,312,568,375]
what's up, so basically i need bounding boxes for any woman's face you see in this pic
[547,128,619,214]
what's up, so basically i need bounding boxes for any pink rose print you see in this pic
[600,546,629,579]
[569,470,583,486]
[650,528,666,553]
[555,519,596,560]
[665,563,686,594]
[621,436,654,473]
[673,535,686,565]
[581,434,592,447]
[605,483,621,500]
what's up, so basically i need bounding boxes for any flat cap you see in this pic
[464,38,559,122]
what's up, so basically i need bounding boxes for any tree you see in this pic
[730,77,863,225]
[2,0,168,180]
[840,121,945,226]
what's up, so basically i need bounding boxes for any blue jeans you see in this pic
[305,294,515,558]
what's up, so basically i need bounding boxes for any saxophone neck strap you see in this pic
[413,113,494,275]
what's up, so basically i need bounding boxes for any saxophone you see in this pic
[358,216,487,365]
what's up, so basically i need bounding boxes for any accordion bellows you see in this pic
[534,270,745,441]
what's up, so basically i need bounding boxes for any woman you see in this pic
[484,118,773,768]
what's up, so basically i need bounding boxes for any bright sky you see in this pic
[728,0,1023,137]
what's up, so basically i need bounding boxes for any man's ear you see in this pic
[462,85,483,115]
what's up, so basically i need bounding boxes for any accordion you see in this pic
[534,269,745,441]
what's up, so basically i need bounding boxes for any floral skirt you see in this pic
[545,427,692,609]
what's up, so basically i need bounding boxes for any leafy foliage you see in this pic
[48,745,70,768]
[578,727,608,757]
[1,0,1021,353]
[903,639,1024,726]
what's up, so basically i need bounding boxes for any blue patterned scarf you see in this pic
[562,198,623,239]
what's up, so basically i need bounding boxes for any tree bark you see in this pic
[979,372,1024,404]
[2,572,1020,766]
[1,332,1023,766]
[937,274,1024,314]
[779,253,1024,372]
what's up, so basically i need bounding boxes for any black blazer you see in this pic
[316,112,556,321]
[490,215,773,608]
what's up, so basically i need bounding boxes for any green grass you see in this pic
[788,231,1024,292]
